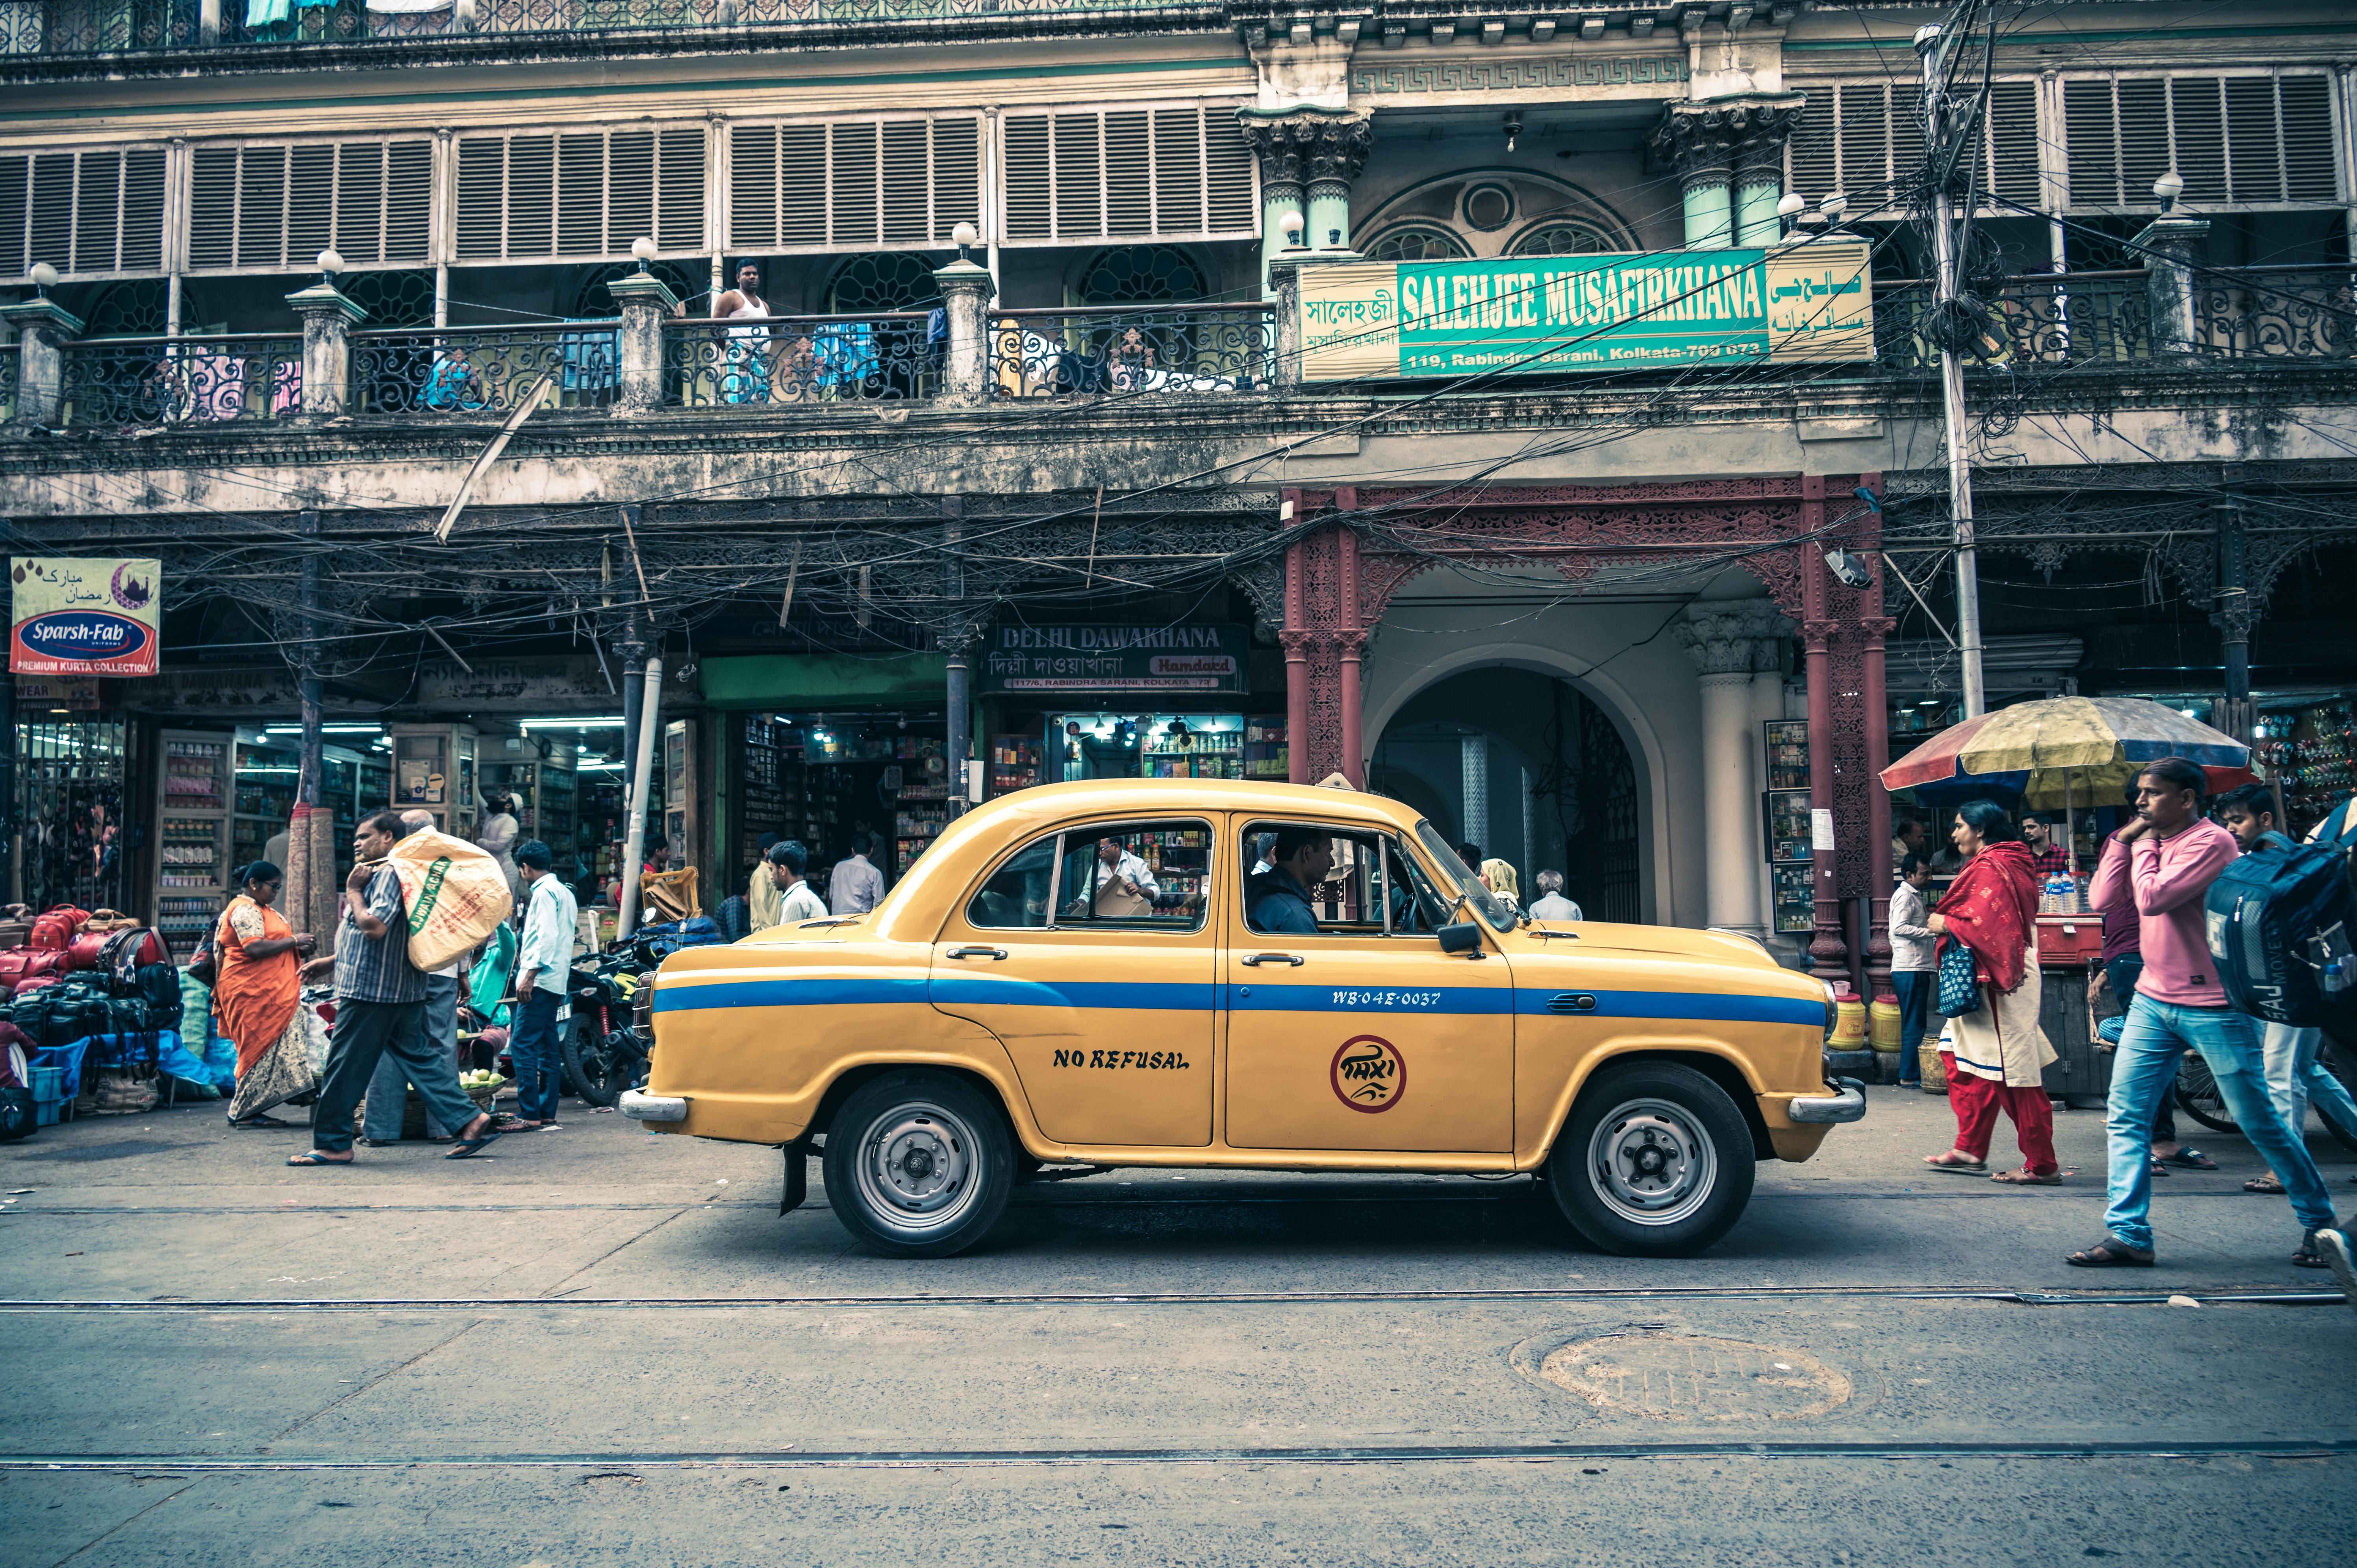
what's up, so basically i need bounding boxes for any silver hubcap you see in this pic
[1587,1097,1716,1226]
[853,1100,982,1237]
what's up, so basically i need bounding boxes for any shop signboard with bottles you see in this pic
[1762,720,1813,935]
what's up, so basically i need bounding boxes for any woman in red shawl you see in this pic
[215,860,319,1128]
[1920,799,2061,1183]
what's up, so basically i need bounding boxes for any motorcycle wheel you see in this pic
[561,1015,624,1107]
[2175,1052,2237,1134]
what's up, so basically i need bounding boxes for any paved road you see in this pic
[4,1085,2353,1565]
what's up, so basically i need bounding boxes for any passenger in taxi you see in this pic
[1074,835,1159,918]
[1245,827,1334,934]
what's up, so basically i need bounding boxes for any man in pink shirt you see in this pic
[2071,757,2337,1269]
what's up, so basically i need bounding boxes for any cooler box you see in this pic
[2035,916,2104,966]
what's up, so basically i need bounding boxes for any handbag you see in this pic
[1936,937,1982,1017]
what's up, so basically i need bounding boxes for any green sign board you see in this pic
[979,624,1249,695]
[1296,242,1875,381]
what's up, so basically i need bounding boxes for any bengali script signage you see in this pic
[1296,242,1875,381]
[10,557,161,677]
[980,624,1249,694]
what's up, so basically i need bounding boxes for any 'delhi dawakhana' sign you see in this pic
[10,558,162,677]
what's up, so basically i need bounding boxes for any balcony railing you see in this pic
[1873,272,2155,372]
[3,0,1183,56]
[2195,266,2357,361]
[57,333,302,428]
[351,322,618,417]
[663,312,937,407]
[989,305,1273,398]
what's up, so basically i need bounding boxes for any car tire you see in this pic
[1546,1061,1755,1258]
[822,1070,1014,1259]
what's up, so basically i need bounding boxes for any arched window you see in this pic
[574,259,705,318]
[1508,221,1620,258]
[82,280,174,337]
[343,270,437,329]
[1364,226,1468,263]
[826,253,945,314]
[1077,245,1204,305]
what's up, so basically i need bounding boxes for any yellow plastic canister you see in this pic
[1869,995,1903,1050]
[1830,995,1868,1048]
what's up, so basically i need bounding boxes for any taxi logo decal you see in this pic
[1330,1034,1406,1113]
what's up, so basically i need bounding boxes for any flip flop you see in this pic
[2246,1175,2287,1194]
[1923,1152,1987,1172]
[1992,1167,2062,1185]
[228,1114,293,1129]
[2161,1147,2219,1170]
[286,1150,353,1167]
[2065,1236,2155,1268]
[445,1127,502,1159]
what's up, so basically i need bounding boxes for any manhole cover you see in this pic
[1537,1332,1851,1424]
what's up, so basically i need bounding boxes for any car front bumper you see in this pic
[619,1089,689,1123]
[1784,1077,1868,1125]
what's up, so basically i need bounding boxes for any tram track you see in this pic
[0,1285,2342,1311]
[8,1437,2355,1472]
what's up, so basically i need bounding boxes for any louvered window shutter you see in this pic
[182,138,432,272]
[2063,74,2339,207]
[1786,90,1836,205]
[1981,81,2039,207]
[451,127,704,263]
[1001,105,1257,245]
[658,128,704,253]
[0,148,166,280]
[725,117,978,252]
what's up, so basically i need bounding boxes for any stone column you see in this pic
[1861,613,1897,990]
[1677,600,1789,937]
[931,256,997,407]
[1282,517,1310,784]
[608,270,680,415]
[284,278,367,419]
[1239,109,1371,292]
[1460,736,1490,852]
[2135,209,2210,359]
[1269,257,1305,389]
[0,296,83,429]
[1653,95,1804,250]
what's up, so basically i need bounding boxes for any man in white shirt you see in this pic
[1887,853,1938,1087]
[511,838,580,1130]
[1526,870,1582,922]
[362,809,474,1144]
[829,832,888,917]
[1078,835,1158,918]
[767,839,830,925]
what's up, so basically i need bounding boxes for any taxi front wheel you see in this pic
[823,1070,1015,1259]
[1546,1062,1755,1258]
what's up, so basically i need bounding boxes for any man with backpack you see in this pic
[2214,785,2357,1185]
[2070,758,2337,1269]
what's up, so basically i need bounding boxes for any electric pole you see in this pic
[1916,17,1987,718]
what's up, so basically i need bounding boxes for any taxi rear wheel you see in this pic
[1546,1062,1754,1258]
[823,1070,1014,1259]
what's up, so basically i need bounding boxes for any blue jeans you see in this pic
[2104,956,2175,1144]
[2104,994,2337,1253]
[2262,1023,2357,1141]
[510,987,564,1124]
[1890,970,1933,1082]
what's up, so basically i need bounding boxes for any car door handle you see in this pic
[1240,952,1304,967]
[946,946,1008,961]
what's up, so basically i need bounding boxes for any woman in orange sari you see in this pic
[217,861,319,1128]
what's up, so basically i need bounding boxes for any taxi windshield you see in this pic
[1414,821,1516,931]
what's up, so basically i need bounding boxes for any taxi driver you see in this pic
[1245,827,1333,934]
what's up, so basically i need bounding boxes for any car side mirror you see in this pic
[1437,921,1482,954]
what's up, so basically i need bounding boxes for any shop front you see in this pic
[977,624,1286,795]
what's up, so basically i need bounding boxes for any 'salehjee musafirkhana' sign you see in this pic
[10,558,162,678]
[1296,243,1875,381]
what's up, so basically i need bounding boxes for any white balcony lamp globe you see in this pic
[1820,192,1847,220]
[952,220,979,262]
[316,248,344,287]
[1776,192,1806,218]
[1279,210,1305,250]
[28,260,56,296]
[631,235,657,273]
[2153,171,2184,211]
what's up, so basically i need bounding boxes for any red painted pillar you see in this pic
[1282,518,1309,785]
[1801,476,1848,982]
[1862,613,1896,989]
[1334,494,1364,787]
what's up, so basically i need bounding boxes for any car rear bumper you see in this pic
[619,1089,689,1123]
[1784,1077,1868,1125]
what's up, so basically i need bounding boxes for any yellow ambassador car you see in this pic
[622,779,1864,1258]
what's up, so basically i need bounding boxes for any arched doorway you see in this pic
[1370,667,1642,923]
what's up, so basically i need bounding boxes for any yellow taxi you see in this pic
[623,779,1863,1258]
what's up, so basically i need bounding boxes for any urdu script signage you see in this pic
[980,624,1249,694]
[1295,242,1875,382]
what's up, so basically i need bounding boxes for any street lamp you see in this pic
[952,220,979,264]
[28,260,56,299]
[2153,171,2184,213]
[316,248,343,287]
[1776,191,1805,240]
[631,235,657,274]
[1279,209,1305,252]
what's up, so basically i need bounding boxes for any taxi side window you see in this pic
[966,834,1057,929]
[1242,822,1452,937]
[1056,822,1209,933]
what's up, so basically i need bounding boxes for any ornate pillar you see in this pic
[0,292,82,429]
[1238,109,1371,291]
[1861,614,1897,989]
[285,273,367,419]
[1334,492,1364,787]
[931,254,997,408]
[608,265,680,415]
[2135,207,2210,358]
[1652,95,1804,250]
[1676,600,1790,937]
[1282,508,1310,785]
[1799,478,1847,983]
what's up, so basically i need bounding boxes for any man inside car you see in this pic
[1245,827,1333,934]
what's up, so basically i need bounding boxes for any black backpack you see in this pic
[0,1085,32,1142]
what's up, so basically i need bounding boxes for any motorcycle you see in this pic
[560,948,654,1107]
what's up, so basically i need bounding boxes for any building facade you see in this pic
[2,0,2354,988]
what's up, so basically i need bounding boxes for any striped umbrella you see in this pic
[1881,696,2259,811]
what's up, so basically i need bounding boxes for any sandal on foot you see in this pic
[2161,1147,2219,1170]
[1992,1167,2062,1185]
[445,1126,502,1159]
[2294,1230,2331,1268]
[228,1113,293,1129]
[2246,1174,2286,1194]
[1923,1151,1988,1172]
[286,1150,353,1167]
[2066,1236,2155,1267]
